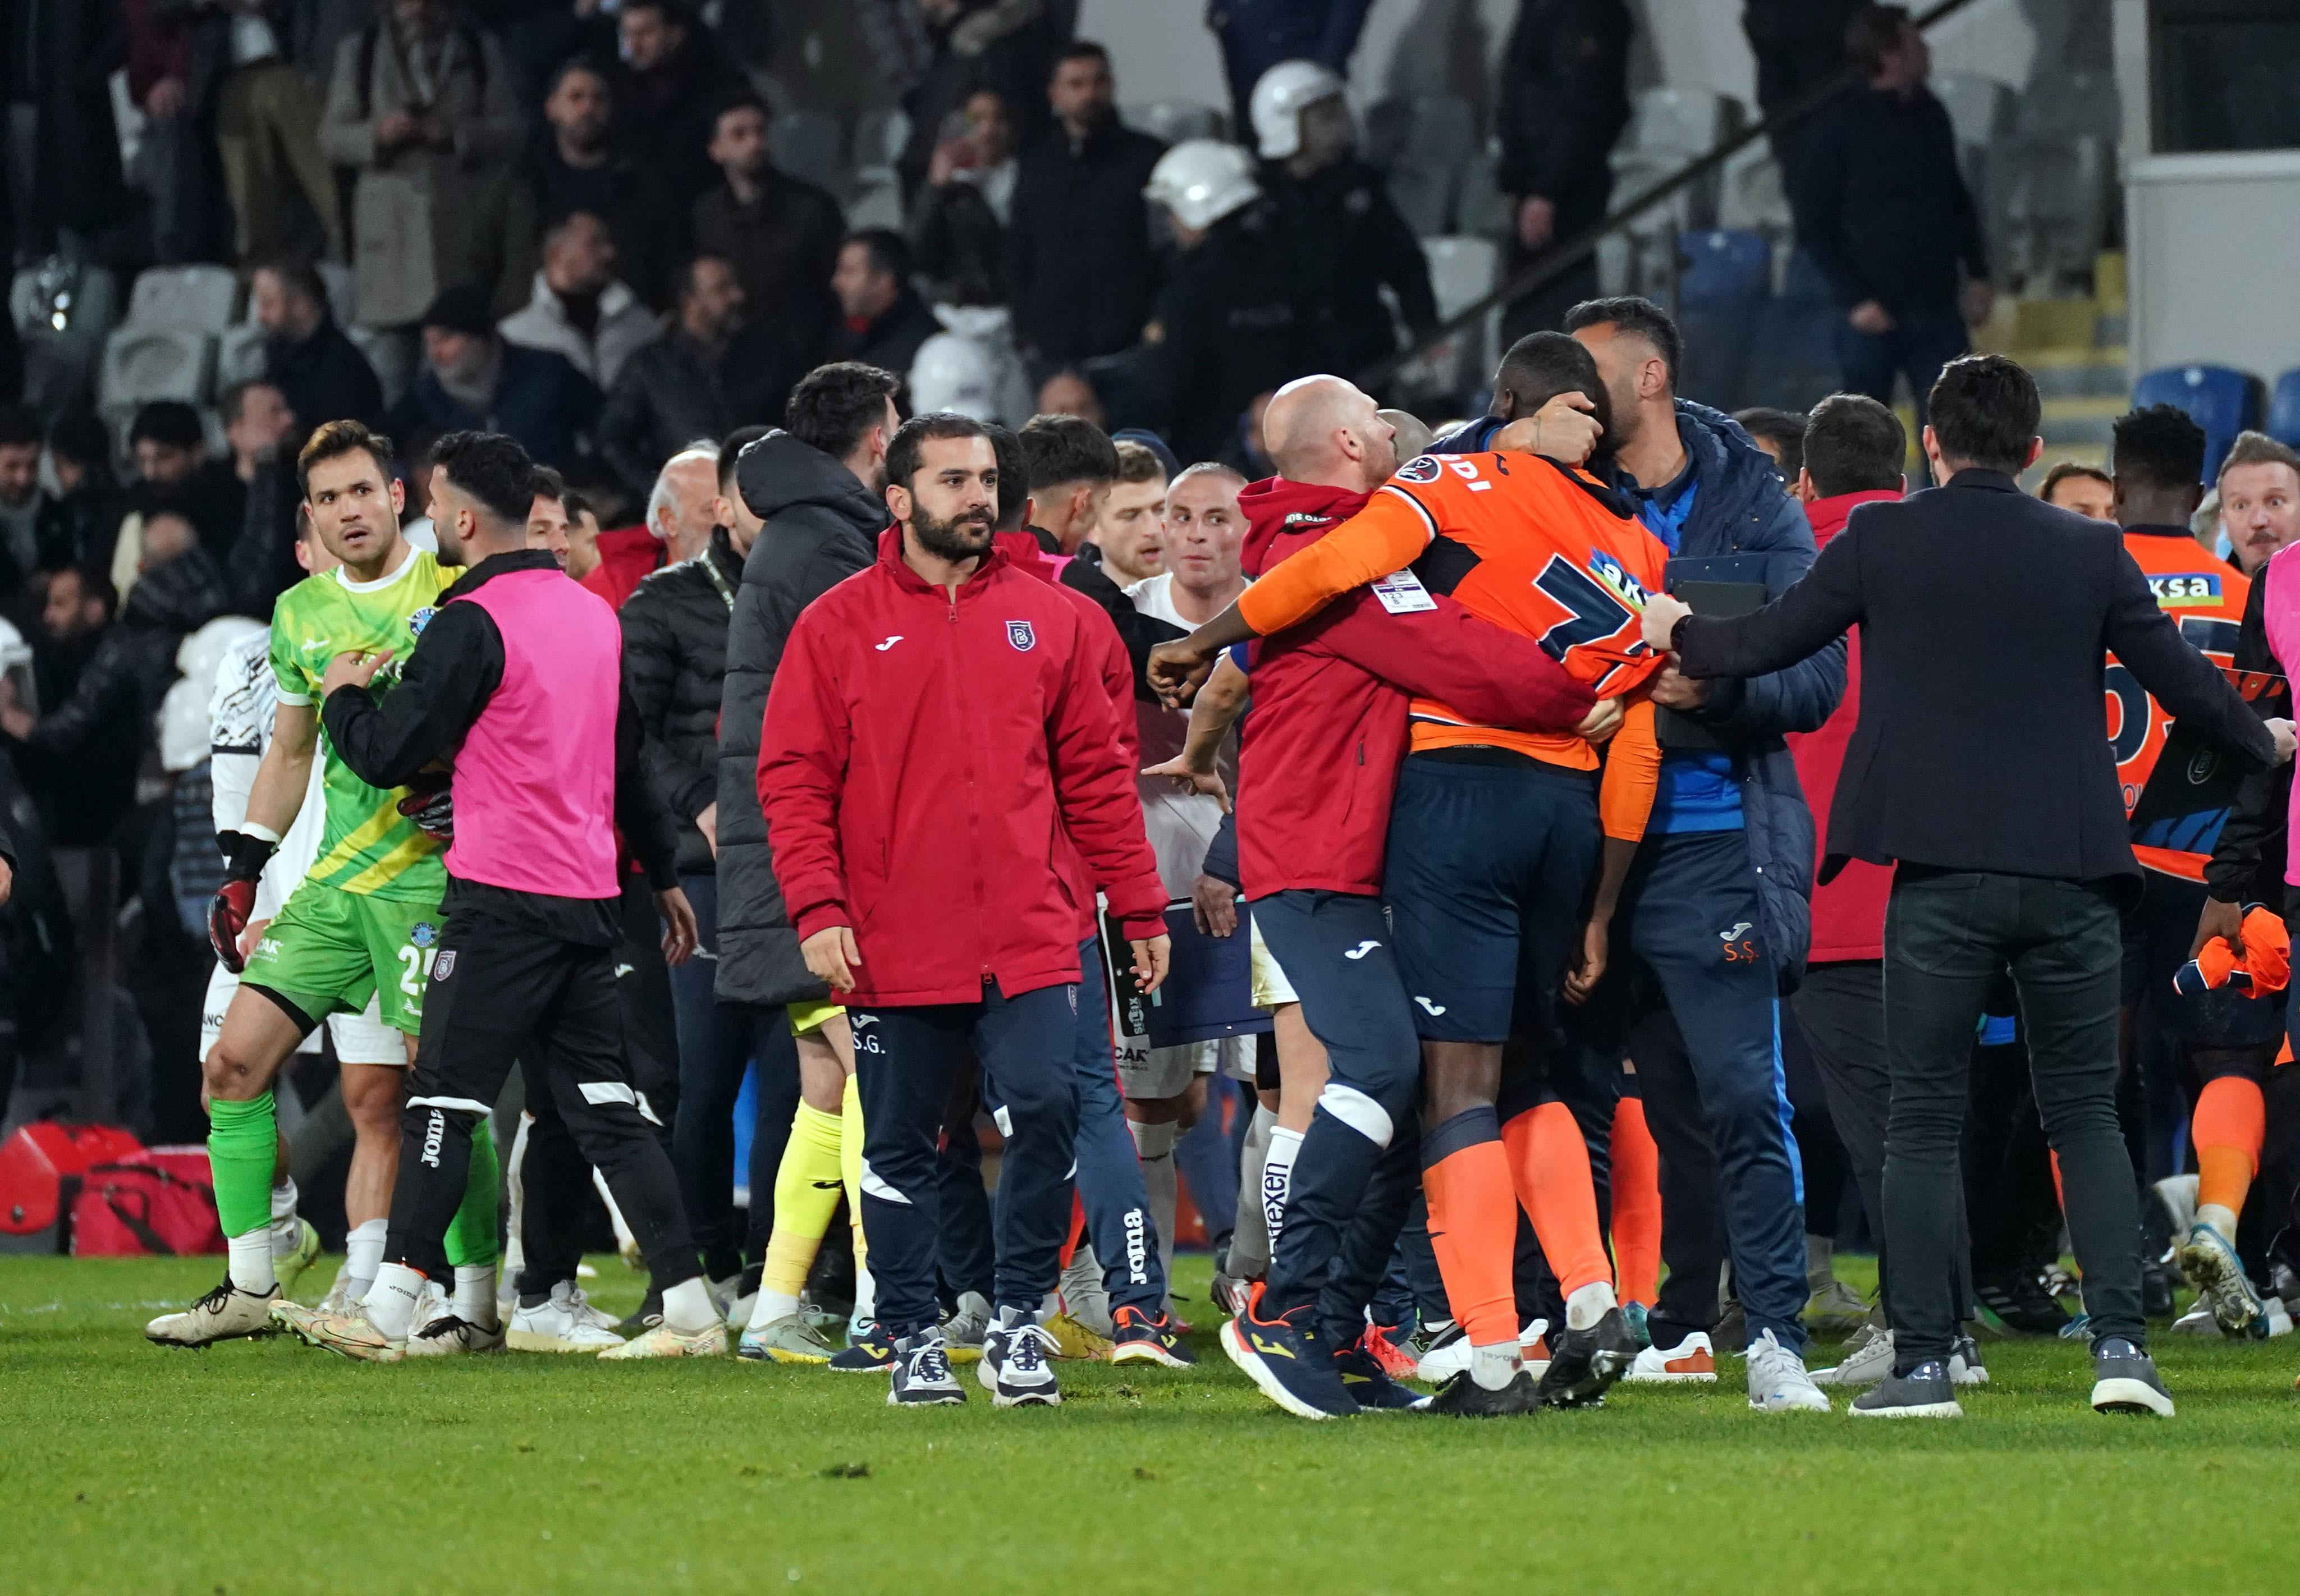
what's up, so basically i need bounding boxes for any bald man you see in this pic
[1160,375,1605,1418]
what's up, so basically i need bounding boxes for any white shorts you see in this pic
[1248,910,1299,1010]
[1116,1038,1215,1100]
[200,964,406,1067]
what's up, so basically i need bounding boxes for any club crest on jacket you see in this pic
[1007,620,1036,652]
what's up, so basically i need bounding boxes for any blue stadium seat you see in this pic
[1678,230,1770,308]
[2132,364,2264,481]
[2267,369,2300,451]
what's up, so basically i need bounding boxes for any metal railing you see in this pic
[1361,0,1994,392]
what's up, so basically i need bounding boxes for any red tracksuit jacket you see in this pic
[1234,476,1599,899]
[1786,489,1899,962]
[760,529,1166,1006]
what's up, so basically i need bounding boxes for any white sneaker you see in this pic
[406,1285,505,1355]
[1415,1319,1546,1384]
[1811,1326,1894,1388]
[507,1281,627,1353]
[1623,1331,1719,1383]
[271,1218,322,1298]
[707,1273,745,1321]
[599,1321,727,1359]
[2152,1173,2200,1241]
[146,1278,278,1347]
[979,1310,1062,1407]
[1745,1327,1830,1412]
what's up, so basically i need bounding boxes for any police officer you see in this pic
[1122,140,1307,467]
[1250,61,1438,383]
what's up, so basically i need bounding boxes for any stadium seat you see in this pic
[1628,86,1739,162]
[127,264,241,333]
[11,259,118,410]
[846,108,910,231]
[348,324,414,409]
[99,325,215,419]
[1990,136,2111,291]
[1369,95,1475,237]
[1930,71,2016,151]
[317,260,355,325]
[1718,144,1792,233]
[214,323,267,391]
[1677,230,1771,308]
[2132,364,2264,482]
[1676,231,1770,411]
[1411,236,1499,397]
[1122,100,1222,144]
[771,111,845,197]
[2265,369,2300,450]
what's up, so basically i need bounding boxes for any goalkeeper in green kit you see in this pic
[147,421,503,1353]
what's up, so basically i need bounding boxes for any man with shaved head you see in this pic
[1147,373,1607,1418]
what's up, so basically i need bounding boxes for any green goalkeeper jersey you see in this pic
[268,545,458,902]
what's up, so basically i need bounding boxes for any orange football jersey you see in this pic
[2110,531,2248,877]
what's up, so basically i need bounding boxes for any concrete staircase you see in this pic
[1975,250,2130,486]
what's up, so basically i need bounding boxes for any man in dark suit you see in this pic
[1643,355,2294,1421]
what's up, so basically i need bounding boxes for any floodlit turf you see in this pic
[3,1253,2296,1595]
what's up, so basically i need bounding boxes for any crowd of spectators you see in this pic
[0,0,2036,1146]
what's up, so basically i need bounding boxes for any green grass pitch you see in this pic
[3,1251,2295,1594]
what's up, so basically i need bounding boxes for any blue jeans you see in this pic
[1835,305,1968,441]
[667,873,799,1281]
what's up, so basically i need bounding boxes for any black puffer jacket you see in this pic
[24,548,228,845]
[713,432,886,1010]
[621,526,745,877]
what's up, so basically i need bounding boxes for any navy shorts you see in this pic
[1381,751,1598,1044]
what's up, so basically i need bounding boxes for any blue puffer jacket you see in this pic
[1656,400,1844,990]
[1431,401,1845,988]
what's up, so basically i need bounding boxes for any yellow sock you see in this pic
[760,1102,844,1310]
[841,1073,867,1269]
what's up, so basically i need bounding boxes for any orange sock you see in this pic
[1501,1102,1612,1296]
[2193,1075,2266,1218]
[2049,1149,2063,1213]
[1422,1122,1519,1346]
[1609,1096,1661,1305]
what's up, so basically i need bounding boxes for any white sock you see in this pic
[502,1113,532,1281]
[226,1230,276,1295]
[1263,1125,1304,1238]
[366,1263,424,1339]
[1231,1105,1276,1276]
[344,1218,387,1303]
[2198,1202,2239,1242]
[662,1276,718,1334]
[1470,1340,1523,1391]
[750,1290,801,1331]
[852,1260,877,1324]
[269,1176,299,1223]
[1130,1118,1180,1306]
[453,1264,499,1329]
[594,1167,636,1253]
[1565,1281,1618,1331]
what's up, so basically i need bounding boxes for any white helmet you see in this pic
[1250,60,1347,159]
[175,616,265,696]
[1145,140,1262,232]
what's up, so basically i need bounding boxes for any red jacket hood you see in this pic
[1804,489,1901,547]
[1238,476,1372,577]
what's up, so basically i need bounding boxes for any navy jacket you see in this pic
[1652,400,1843,988]
[385,343,600,474]
[1791,83,1987,316]
[1434,400,1843,985]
